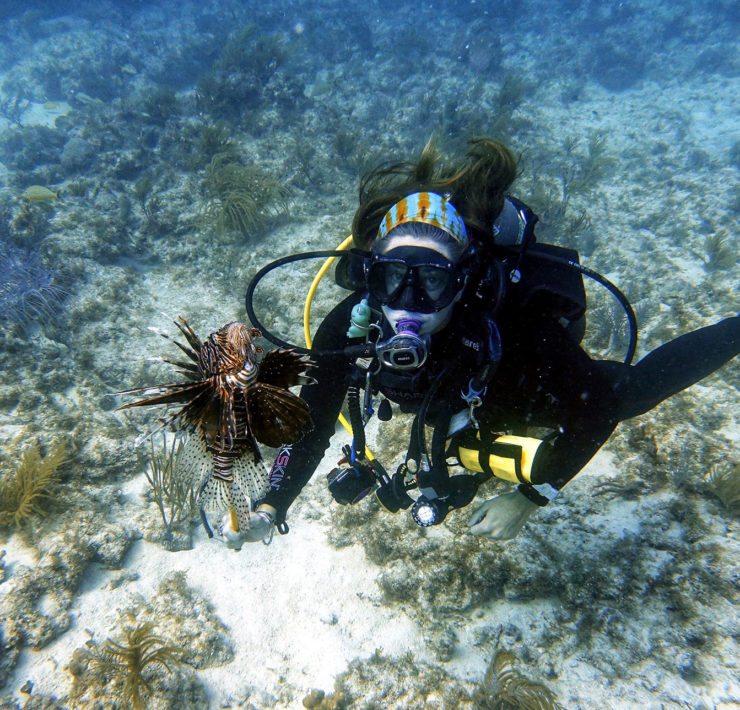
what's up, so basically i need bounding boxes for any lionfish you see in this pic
[115,317,314,541]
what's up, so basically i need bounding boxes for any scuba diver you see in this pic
[239,137,739,546]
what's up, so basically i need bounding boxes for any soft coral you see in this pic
[0,241,64,329]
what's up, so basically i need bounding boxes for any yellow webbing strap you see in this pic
[303,235,375,460]
[456,433,543,483]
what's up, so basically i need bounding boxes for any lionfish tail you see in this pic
[198,454,268,535]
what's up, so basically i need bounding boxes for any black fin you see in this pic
[246,383,314,447]
[258,349,316,389]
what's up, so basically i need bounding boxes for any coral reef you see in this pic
[0,124,65,174]
[194,23,296,123]
[301,647,562,710]
[203,153,287,239]
[141,433,196,547]
[66,572,228,708]
[75,622,183,710]
[0,437,67,531]
[302,650,474,709]
[0,0,737,707]
[141,571,234,670]
[0,514,134,687]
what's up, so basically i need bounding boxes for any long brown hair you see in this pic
[351,137,518,250]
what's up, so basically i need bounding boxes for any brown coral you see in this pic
[0,437,68,530]
[82,622,184,710]
[478,649,562,710]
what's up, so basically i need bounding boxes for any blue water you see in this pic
[0,1,737,708]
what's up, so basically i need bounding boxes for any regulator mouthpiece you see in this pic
[375,319,428,370]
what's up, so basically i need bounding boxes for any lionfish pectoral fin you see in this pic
[257,349,317,389]
[197,458,263,547]
[247,383,314,448]
[176,432,215,487]
[231,451,270,502]
[198,475,232,536]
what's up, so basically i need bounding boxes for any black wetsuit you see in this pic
[260,277,739,524]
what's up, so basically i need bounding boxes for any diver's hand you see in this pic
[222,505,276,549]
[467,490,539,540]
[242,508,276,543]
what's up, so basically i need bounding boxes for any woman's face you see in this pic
[373,232,465,335]
[376,233,456,261]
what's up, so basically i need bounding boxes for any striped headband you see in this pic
[377,192,469,247]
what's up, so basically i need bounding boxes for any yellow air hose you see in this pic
[303,235,375,460]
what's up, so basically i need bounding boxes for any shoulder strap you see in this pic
[515,243,587,324]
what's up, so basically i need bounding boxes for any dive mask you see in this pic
[366,246,466,313]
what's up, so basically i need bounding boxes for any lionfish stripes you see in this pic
[114,317,315,541]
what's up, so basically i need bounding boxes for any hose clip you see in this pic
[461,378,487,429]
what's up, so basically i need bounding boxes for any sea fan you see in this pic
[477,649,563,710]
[0,436,68,530]
[85,622,183,710]
[707,461,740,512]
[0,243,65,328]
[203,153,287,238]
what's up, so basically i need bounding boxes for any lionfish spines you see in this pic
[116,316,316,543]
[115,318,315,451]
[173,316,203,356]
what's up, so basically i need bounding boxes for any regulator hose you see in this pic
[245,247,638,364]
[244,250,371,358]
[347,384,366,459]
[524,250,638,364]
